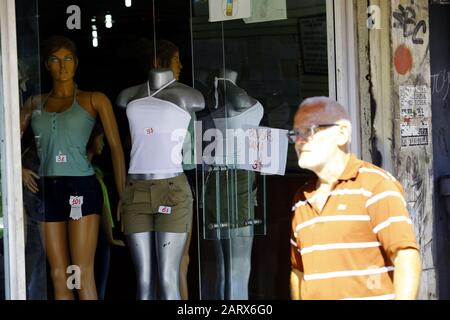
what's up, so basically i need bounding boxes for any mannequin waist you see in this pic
[128,172,182,181]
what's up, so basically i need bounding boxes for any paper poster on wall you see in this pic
[243,0,287,24]
[399,85,431,147]
[237,126,288,176]
[208,0,251,22]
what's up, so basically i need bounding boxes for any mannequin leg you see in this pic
[156,232,188,300]
[213,239,226,299]
[179,230,191,300]
[40,221,73,300]
[222,227,254,300]
[127,232,157,300]
[68,214,100,300]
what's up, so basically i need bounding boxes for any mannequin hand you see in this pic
[22,168,40,193]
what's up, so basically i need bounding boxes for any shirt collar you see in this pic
[303,154,363,201]
[337,154,364,181]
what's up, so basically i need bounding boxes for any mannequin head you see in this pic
[41,36,78,82]
[152,40,182,80]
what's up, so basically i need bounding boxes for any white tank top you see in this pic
[126,81,191,174]
[212,101,264,165]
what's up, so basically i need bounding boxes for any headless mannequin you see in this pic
[117,69,204,300]
[202,69,263,300]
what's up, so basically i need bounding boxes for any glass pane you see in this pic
[16,0,47,299]
[0,34,5,301]
[193,0,328,300]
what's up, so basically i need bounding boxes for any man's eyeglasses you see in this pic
[287,124,339,144]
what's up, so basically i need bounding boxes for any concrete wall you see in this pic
[356,0,436,299]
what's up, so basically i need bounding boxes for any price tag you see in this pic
[144,128,154,135]
[56,154,68,163]
[69,196,84,220]
[158,206,172,215]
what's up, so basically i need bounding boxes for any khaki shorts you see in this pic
[121,174,193,234]
[204,170,257,230]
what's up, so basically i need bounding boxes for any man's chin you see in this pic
[298,159,316,171]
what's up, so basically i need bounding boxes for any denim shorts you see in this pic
[36,175,103,222]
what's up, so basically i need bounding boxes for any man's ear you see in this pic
[336,120,352,147]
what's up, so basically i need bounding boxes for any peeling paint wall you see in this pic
[357,0,436,299]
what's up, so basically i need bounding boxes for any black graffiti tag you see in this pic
[393,5,427,44]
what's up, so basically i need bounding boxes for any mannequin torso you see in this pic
[208,70,264,166]
[117,69,205,180]
[117,68,205,113]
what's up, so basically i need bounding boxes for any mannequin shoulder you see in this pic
[161,83,205,112]
[78,90,112,110]
[116,84,147,109]
[23,94,46,112]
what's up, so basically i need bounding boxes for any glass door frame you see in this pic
[0,0,27,300]
[327,0,361,157]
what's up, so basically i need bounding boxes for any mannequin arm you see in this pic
[92,92,126,196]
[20,95,37,137]
[392,248,421,300]
[101,205,124,247]
[290,268,303,300]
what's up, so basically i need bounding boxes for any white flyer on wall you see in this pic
[237,126,288,176]
[244,0,287,24]
[399,85,431,147]
[208,0,251,22]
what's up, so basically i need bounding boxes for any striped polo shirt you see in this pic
[290,154,419,300]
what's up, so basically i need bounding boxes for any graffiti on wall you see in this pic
[393,4,427,44]
[431,68,450,102]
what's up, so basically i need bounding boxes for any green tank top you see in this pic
[31,87,95,176]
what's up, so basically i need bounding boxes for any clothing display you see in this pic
[36,175,103,222]
[127,81,191,175]
[204,169,257,235]
[122,174,193,234]
[31,87,95,177]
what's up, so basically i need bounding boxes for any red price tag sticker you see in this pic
[144,128,154,135]
[69,196,83,208]
[158,206,172,215]
[56,154,67,163]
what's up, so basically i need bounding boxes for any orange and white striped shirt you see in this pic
[290,155,419,300]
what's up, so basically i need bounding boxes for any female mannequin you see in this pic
[201,68,263,300]
[20,36,126,300]
[116,40,204,300]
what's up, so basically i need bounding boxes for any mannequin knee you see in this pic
[160,271,179,297]
[50,266,70,284]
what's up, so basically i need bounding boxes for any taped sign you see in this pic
[238,126,288,176]
[208,0,251,22]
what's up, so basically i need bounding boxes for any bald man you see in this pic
[289,97,421,300]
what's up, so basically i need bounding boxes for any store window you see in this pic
[3,0,333,300]
[191,0,328,299]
